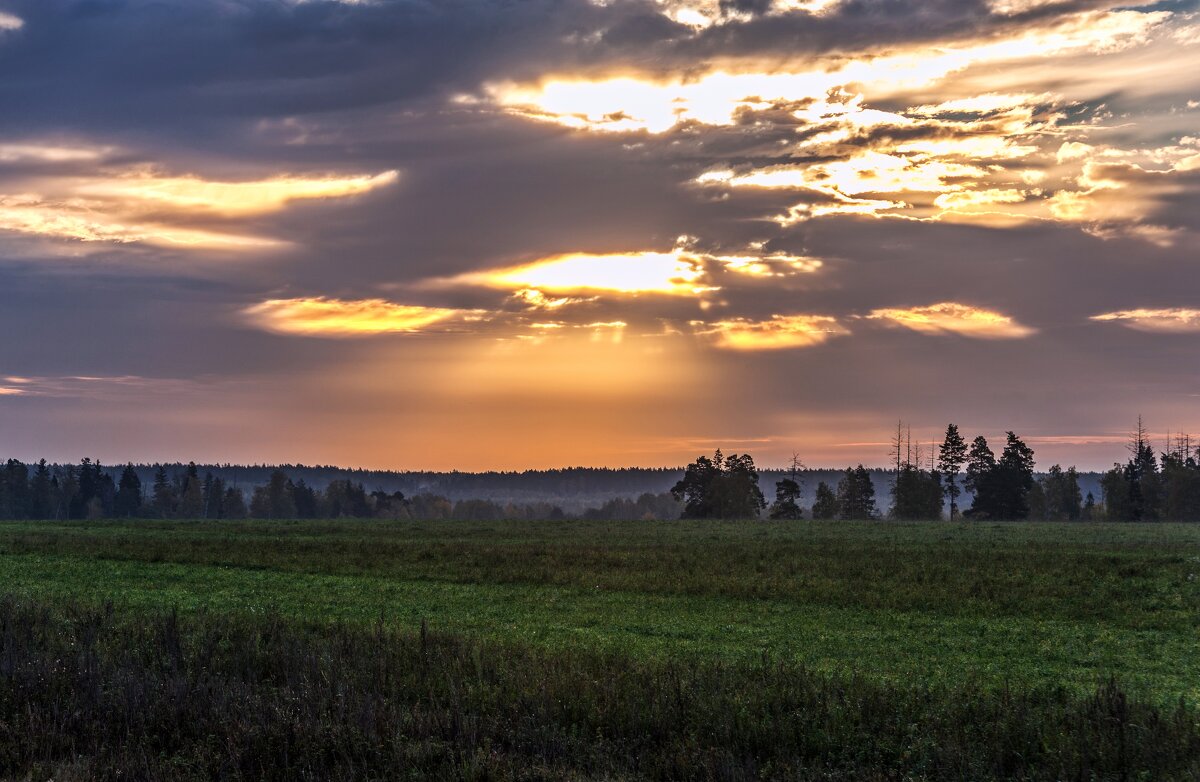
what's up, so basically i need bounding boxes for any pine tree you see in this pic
[114,464,143,518]
[811,481,838,520]
[29,460,52,519]
[937,424,968,521]
[152,465,176,518]
[836,466,877,520]
[671,451,766,519]
[769,478,803,519]
[965,436,997,519]
[994,431,1036,520]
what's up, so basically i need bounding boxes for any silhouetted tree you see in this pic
[810,481,838,520]
[1039,464,1082,520]
[986,432,1036,520]
[671,450,766,519]
[769,454,804,520]
[0,460,29,519]
[114,464,143,518]
[222,486,247,519]
[836,465,877,520]
[29,460,52,519]
[770,478,803,519]
[152,465,176,518]
[891,465,942,520]
[250,470,296,519]
[965,436,998,519]
[938,424,968,521]
[1081,491,1097,521]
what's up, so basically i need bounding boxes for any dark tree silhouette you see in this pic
[672,450,766,519]
[810,481,838,520]
[769,454,804,520]
[836,466,877,520]
[114,464,143,518]
[938,424,968,521]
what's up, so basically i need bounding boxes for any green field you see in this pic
[2,518,1199,779]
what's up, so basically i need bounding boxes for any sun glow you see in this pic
[467,251,712,295]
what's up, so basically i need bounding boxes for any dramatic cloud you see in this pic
[0,0,1198,469]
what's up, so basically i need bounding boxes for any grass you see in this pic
[0,518,1198,779]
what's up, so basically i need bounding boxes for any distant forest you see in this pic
[0,419,1197,521]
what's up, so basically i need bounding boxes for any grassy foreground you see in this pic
[0,518,1198,779]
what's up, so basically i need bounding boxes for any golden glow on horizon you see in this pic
[1090,308,1200,332]
[698,314,847,350]
[866,302,1035,338]
[244,297,462,337]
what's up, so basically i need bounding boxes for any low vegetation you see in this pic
[0,518,1198,778]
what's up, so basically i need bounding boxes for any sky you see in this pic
[0,0,1198,471]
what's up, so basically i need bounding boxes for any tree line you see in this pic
[673,419,1200,521]
[0,459,688,521]
[3,418,1197,521]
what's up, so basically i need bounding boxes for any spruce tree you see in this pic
[937,424,968,521]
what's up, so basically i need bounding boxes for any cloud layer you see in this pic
[0,0,1198,469]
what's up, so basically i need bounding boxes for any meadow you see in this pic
[1,518,1198,779]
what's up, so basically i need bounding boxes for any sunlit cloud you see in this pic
[487,10,1165,133]
[933,188,1029,210]
[0,196,279,248]
[696,314,848,350]
[462,251,712,295]
[244,297,464,337]
[714,253,823,277]
[0,158,398,248]
[454,244,824,297]
[510,288,595,310]
[652,0,842,28]
[866,302,1036,338]
[1090,308,1200,333]
[0,12,22,32]
[83,170,398,216]
[0,143,107,163]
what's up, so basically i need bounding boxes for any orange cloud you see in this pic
[866,302,1035,338]
[83,170,398,216]
[244,297,464,337]
[697,314,848,350]
[1090,308,1200,332]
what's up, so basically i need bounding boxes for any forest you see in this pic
[1,421,1198,522]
